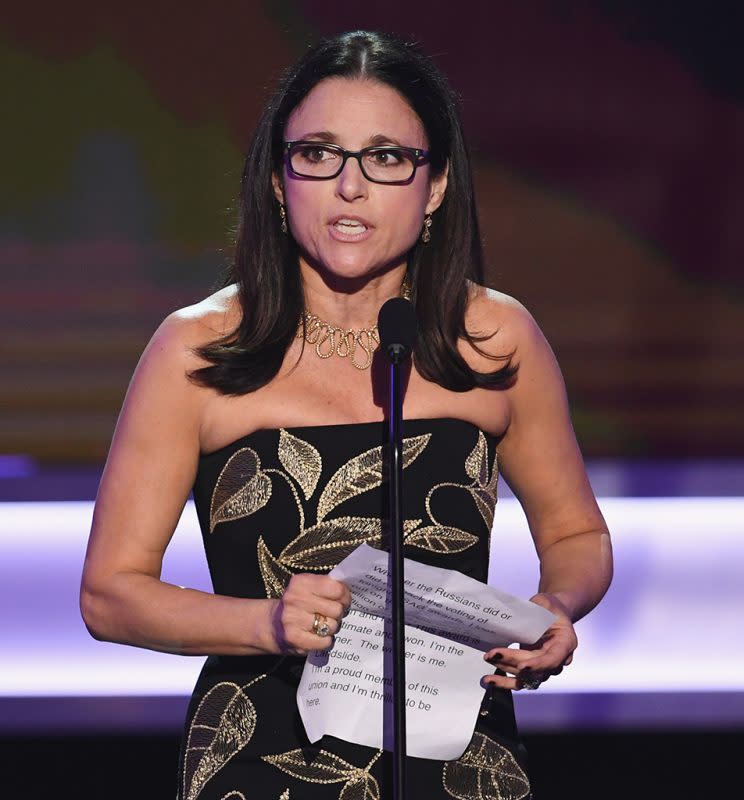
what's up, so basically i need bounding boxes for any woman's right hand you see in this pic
[270,573,352,656]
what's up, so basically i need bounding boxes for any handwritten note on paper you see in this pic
[297,544,555,760]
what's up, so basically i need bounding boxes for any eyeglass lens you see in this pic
[288,143,417,182]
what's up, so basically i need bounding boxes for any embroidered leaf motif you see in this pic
[465,431,489,485]
[316,434,431,522]
[278,429,322,500]
[485,451,499,495]
[278,792,290,800]
[339,774,381,800]
[257,536,293,598]
[279,517,420,571]
[210,448,272,533]
[183,681,260,800]
[405,524,478,554]
[219,792,247,800]
[470,487,496,531]
[464,431,498,530]
[262,748,357,783]
[442,732,530,800]
[263,749,380,799]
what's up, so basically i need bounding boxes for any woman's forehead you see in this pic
[285,77,426,146]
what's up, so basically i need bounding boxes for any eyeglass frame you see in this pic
[282,140,431,185]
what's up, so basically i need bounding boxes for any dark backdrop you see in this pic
[2,1,743,463]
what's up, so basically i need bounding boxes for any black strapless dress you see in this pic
[177,418,531,800]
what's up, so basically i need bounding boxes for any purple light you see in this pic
[0,455,36,478]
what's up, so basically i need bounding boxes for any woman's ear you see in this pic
[272,172,285,205]
[425,161,449,215]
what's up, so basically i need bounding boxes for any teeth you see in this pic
[334,219,367,231]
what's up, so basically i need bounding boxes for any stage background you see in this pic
[2,0,743,462]
[2,2,742,798]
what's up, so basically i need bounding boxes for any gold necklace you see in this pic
[297,276,411,370]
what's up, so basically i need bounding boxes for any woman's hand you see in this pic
[482,593,577,690]
[270,573,352,656]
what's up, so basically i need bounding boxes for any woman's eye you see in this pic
[298,145,335,163]
[370,148,405,166]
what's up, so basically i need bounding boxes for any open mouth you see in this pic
[332,218,369,234]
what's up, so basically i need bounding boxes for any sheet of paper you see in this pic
[297,544,555,759]
[298,609,488,760]
[332,543,554,650]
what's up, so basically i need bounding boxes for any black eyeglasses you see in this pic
[284,141,430,185]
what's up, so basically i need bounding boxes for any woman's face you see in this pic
[273,77,447,283]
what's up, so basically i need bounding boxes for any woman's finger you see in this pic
[305,611,341,638]
[483,668,550,691]
[481,673,520,691]
[280,616,337,655]
[285,574,351,605]
[311,575,352,607]
[303,597,347,623]
[484,647,572,677]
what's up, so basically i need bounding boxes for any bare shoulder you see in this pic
[164,284,241,351]
[140,284,241,375]
[96,286,240,482]
[463,282,548,369]
[116,284,242,437]
[171,283,241,329]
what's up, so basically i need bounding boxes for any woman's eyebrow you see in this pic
[367,133,404,146]
[293,132,408,147]
[295,130,338,142]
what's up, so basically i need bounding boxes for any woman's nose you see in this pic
[335,155,368,201]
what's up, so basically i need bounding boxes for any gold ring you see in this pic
[313,613,331,638]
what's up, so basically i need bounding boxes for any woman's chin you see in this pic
[299,254,405,288]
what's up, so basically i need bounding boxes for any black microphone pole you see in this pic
[378,297,418,800]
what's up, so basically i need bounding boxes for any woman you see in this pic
[81,31,612,799]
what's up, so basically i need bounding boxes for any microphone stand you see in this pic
[387,343,407,800]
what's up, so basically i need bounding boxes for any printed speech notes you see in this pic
[297,544,554,760]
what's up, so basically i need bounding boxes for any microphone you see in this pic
[377,297,418,364]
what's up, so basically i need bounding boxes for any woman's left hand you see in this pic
[482,593,578,690]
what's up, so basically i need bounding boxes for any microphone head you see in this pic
[377,297,418,363]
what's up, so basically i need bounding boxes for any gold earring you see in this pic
[421,213,432,244]
[279,204,288,234]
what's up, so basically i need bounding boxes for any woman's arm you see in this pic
[80,309,349,657]
[472,293,612,687]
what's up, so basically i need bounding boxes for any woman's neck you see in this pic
[299,261,408,330]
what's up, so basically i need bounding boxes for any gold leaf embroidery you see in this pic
[469,487,495,531]
[263,749,381,797]
[183,676,264,800]
[442,732,530,800]
[278,791,290,800]
[405,524,478,554]
[465,431,489,486]
[316,434,431,522]
[219,793,247,800]
[279,517,421,571]
[463,431,499,531]
[278,429,322,500]
[262,748,358,783]
[210,448,272,533]
[257,535,293,598]
[339,775,381,800]
[486,451,499,494]
[423,482,478,555]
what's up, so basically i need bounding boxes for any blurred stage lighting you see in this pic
[1,498,742,731]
